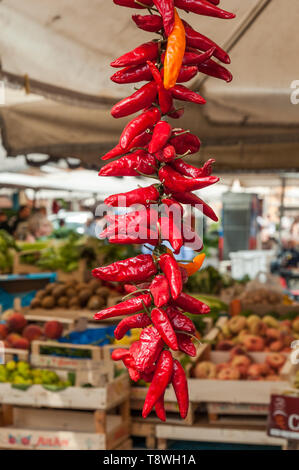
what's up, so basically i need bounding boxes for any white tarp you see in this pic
[1,0,299,170]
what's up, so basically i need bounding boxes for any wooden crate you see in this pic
[0,373,130,410]
[13,250,86,282]
[2,348,29,363]
[206,402,269,427]
[186,345,292,405]
[31,340,102,371]
[131,387,197,426]
[0,402,130,450]
[131,420,157,449]
[156,418,287,450]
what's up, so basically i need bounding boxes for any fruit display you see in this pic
[215,314,299,353]
[0,361,72,388]
[93,0,236,423]
[192,348,286,382]
[0,229,19,273]
[29,278,120,311]
[187,266,246,296]
[0,312,64,350]
[239,288,284,305]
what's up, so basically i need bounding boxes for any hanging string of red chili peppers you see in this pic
[93,0,235,421]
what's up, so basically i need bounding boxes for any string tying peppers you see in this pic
[94,0,235,421]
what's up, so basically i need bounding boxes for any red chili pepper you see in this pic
[142,350,173,418]
[171,157,215,178]
[150,275,171,307]
[94,293,152,320]
[159,253,182,299]
[155,145,176,163]
[168,107,184,119]
[172,191,218,221]
[105,184,160,207]
[166,306,195,333]
[124,282,151,295]
[99,150,157,177]
[114,313,151,340]
[148,121,172,154]
[155,394,166,421]
[114,0,154,8]
[92,254,156,283]
[170,130,200,154]
[111,348,130,361]
[182,47,215,66]
[176,65,198,82]
[151,307,178,350]
[198,59,232,82]
[172,359,189,418]
[123,355,141,381]
[132,14,163,32]
[100,208,158,239]
[162,145,176,162]
[120,107,161,149]
[159,215,183,254]
[131,326,164,372]
[111,41,159,68]
[111,63,153,84]
[182,20,230,64]
[147,61,173,114]
[174,291,210,314]
[161,197,184,216]
[101,130,152,161]
[108,229,158,246]
[170,84,206,104]
[159,165,219,192]
[153,0,175,36]
[177,332,196,356]
[174,0,235,19]
[111,82,157,118]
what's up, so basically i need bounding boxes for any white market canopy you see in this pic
[1,0,299,171]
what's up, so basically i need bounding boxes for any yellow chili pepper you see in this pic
[178,253,205,276]
[163,8,186,90]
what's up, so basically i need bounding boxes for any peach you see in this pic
[7,313,27,332]
[216,363,230,373]
[229,345,248,359]
[281,319,292,329]
[6,333,22,345]
[269,340,284,352]
[228,316,247,334]
[292,317,299,333]
[193,361,216,379]
[215,340,234,351]
[266,328,281,340]
[249,320,267,336]
[266,353,286,370]
[22,325,43,342]
[0,324,8,340]
[12,337,30,350]
[217,367,240,380]
[44,321,63,339]
[230,355,251,377]
[247,364,261,379]
[258,363,271,377]
[242,335,265,352]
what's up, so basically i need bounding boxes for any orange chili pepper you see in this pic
[163,9,186,90]
[178,253,205,276]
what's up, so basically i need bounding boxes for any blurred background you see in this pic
[0,0,298,452]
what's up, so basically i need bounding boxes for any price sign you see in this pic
[268,394,299,441]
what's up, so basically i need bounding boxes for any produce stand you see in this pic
[0,372,130,450]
